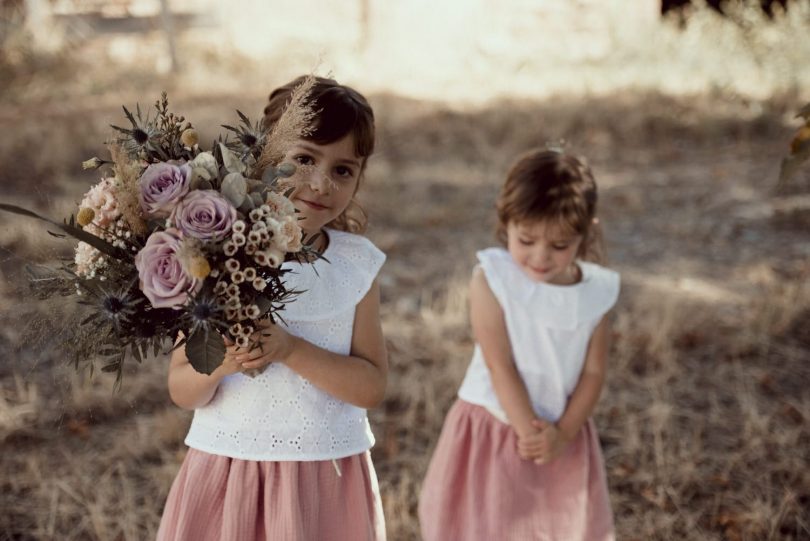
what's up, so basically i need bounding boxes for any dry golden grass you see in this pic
[4,89,808,540]
[1,6,810,537]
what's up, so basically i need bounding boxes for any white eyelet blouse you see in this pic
[458,248,620,423]
[184,229,386,461]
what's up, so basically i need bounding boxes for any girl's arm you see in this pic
[555,315,610,441]
[239,279,388,409]
[167,338,244,410]
[469,267,546,438]
[519,315,611,463]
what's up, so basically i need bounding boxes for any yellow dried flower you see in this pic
[188,256,211,279]
[82,157,104,170]
[181,129,199,148]
[77,207,95,226]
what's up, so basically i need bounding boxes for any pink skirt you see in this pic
[157,448,385,541]
[419,400,614,541]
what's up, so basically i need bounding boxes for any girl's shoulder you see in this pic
[281,229,385,321]
[325,228,386,267]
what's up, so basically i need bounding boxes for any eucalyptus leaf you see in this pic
[186,330,225,375]
[219,143,246,174]
[238,196,256,213]
[261,166,278,186]
[221,172,247,207]
[250,192,264,207]
[254,295,274,317]
[277,163,296,177]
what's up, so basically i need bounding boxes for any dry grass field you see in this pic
[1,3,809,540]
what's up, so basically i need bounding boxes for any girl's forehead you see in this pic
[510,219,580,240]
[295,134,361,161]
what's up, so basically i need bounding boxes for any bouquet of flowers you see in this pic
[1,77,319,384]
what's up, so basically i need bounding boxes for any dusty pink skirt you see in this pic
[419,400,614,541]
[157,448,385,541]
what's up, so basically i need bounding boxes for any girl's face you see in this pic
[506,220,583,285]
[282,134,363,237]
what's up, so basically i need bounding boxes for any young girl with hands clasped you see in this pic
[158,76,387,541]
[419,149,619,541]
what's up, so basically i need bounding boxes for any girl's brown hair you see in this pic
[262,76,375,233]
[496,149,605,263]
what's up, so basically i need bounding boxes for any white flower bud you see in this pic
[225,258,240,273]
[243,267,256,281]
[232,220,246,234]
[231,270,245,284]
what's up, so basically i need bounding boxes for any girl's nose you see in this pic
[308,168,331,194]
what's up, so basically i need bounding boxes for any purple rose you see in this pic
[135,228,199,309]
[171,190,237,241]
[139,162,191,219]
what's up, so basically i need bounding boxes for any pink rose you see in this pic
[138,162,191,219]
[171,190,236,241]
[135,228,199,309]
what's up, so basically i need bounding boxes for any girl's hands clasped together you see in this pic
[517,419,572,465]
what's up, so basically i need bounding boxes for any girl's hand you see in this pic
[218,335,247,376]
[517,419,571,464]
[236,321,299,371]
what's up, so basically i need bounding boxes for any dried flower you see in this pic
[188,257,211,279]
[180,128,199,148]
[253,278,267,291]
[77,207,95,227]
[82,157,105,170]
[259,75,317,169]
[225,258,240,273]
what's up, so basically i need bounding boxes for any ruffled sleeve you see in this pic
[476,248,528,307]
[280,229,386,321]
[576,262,620,323]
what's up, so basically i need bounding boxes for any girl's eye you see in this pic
[552,244,570,250]
[519,238,534,246]
[334,166,354,178]
[294,154,314,166]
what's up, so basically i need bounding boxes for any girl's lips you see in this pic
[299,198,329,211]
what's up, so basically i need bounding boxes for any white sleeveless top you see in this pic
[458,248,620,423]
[184,229,386,461]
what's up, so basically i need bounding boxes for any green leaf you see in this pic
[219,143,246,174]
[0,204,130,261]
[186,330,225,375]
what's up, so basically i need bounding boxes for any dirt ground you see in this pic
[0,19,809,537]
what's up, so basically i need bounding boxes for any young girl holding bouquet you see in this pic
[158,76,388,541]
[419,149,620,541]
